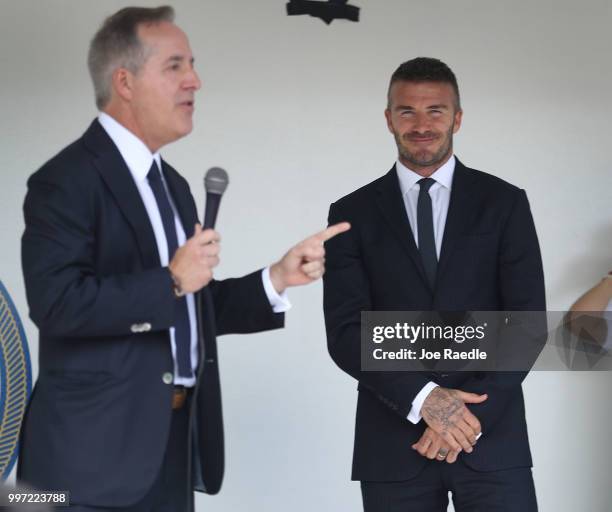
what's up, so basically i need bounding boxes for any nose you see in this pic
[184,68,202,91]
[412,112,431,133]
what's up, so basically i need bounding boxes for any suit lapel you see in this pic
[82,120,161,269]
[375,167,430,290]
[437,159,477,281]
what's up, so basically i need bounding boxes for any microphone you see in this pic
[203,167,229,229]
[195,168,229,451]
[196,167,229,365]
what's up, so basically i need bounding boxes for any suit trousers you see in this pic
[65,399,191,512]
[361,459,537,512]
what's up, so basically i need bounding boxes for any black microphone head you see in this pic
[204,167,229,195]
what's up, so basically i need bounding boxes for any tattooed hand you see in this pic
[421,387,487,453]
[412,427,461,463]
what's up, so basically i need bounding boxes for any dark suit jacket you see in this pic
[18,120,284,506]
[323,159,546,481]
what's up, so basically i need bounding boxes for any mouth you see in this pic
[179,100,195,111]
[407,136,437,144]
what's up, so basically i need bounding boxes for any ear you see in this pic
[111,67,134,102]
[384,108,394,134]
[452,109,463,134]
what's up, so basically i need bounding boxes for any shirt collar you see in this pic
[396,155,456,197]
[98,112,162,182]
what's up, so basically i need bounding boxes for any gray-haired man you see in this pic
[18,6,348,511]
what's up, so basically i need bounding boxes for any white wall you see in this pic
[1,1,610,510]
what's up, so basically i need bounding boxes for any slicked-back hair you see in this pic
[387,57,461,110]
[88,6,175,109]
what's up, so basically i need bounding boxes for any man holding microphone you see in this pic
[18,6,348,511]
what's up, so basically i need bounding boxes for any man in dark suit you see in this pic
[18,6,348,511]
[323,57,545,511]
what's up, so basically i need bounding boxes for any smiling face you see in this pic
[385,81,462,176]
[112,21,201,152]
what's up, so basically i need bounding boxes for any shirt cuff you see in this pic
[406,381,439,424]
[262,267,292,313]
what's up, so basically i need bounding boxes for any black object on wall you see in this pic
[286,0,360,24]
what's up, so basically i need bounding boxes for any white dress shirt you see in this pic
[395,156,455,424]
[98,112,291,387]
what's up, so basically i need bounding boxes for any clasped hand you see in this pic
[413,386,487,463]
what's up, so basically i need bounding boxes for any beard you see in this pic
[394,123,454,170]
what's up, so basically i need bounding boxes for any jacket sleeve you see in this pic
[21,171,177,338]
[459,189,547,434]
[323,201,431,419]
[208,270,285,336]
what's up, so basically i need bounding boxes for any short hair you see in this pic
[87,6,175,109]
[387,57,461,110]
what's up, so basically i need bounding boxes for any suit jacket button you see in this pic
[131,322,152,333]
[162,372,173,385]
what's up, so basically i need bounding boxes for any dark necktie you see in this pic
[417,178,437,290]
[147,162,192,378]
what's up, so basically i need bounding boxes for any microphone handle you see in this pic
[203,192,222,229]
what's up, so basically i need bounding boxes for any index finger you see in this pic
[196,229,221,244]
[462,409,481,436]
[315,222,351,243]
